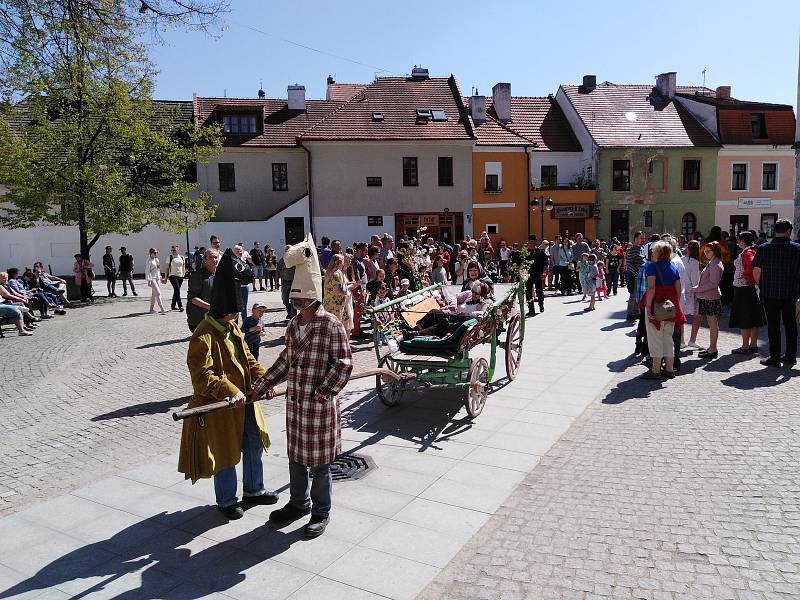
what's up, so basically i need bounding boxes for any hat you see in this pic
[252,301,268,310]
[105,245,112,250]
[119,246,126,251]
[284,233,322,302]
[400,278,410,286]
[209,248,255,317]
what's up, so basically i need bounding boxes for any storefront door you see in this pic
[559,219,585,239]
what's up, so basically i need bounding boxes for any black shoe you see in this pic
[40,314,54,319]
[660,370,676,379]
[132,292,138,296]
[122,292,128,297]
[539,305,544,313]
[241,491,279,506]
[698,350,718,359]
[760,358,782,367]
[782,356,797,368]
[269,503,311,526]
[304,515,329,538]
[55,309,67,315]
[218,504,244,520]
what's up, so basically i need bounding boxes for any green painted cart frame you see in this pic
[368,280,526,417]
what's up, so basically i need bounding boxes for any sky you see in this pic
[149,0,800,110]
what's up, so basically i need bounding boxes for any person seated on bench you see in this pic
[0,304,33,336]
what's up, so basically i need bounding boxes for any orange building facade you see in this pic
[472,149,597,246]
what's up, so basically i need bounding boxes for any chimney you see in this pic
[470,94,486,126]
[288,84,306,111]
[580,75,597,93]
[492,82,512,123]
[411,66,430,80]
[716,85,731,100]
[655,72,677,99]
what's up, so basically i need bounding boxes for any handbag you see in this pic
[652,263,677,321]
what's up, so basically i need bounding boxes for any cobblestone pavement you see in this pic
[0,288,377,516]
[420,317,800,599]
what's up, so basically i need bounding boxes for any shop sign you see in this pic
[552,204,593,219]
[738,198,771,209]
[421,215,439,226]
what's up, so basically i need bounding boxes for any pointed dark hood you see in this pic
[209,248,254,317]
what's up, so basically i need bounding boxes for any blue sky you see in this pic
[150,0,800,109]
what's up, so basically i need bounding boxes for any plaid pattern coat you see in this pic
[252,304,352,466]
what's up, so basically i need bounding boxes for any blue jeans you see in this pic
[213,405,266,507]
[289,460,332,518]
[240,285,249,322]
[281,279,296,318]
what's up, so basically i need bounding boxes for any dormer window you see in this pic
[750,113,767,139]
[222,113,258,134]
[416,109,431,122]
[371,112,384,122]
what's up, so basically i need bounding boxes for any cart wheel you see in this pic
[376,355,403,407]
[464,357,489,418]
[504,314,523,381]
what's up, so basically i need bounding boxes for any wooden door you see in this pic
[284,217,304,245]
[559,219,585,239]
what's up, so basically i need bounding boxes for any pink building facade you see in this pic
[715,148,796,237]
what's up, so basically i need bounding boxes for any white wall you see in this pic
[313,215,396,248]
[530,151,585,187]
[555,87,598,180]
[0,196,309,276]
[674,97,719,139]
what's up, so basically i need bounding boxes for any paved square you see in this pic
[1,288,798,599]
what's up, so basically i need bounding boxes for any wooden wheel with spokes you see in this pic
[504,314,523,380]
[463,357,489,418]
[376,355,403,407]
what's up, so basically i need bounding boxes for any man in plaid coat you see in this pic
[250,234,352,538]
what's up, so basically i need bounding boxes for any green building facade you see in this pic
[597,146,718,241]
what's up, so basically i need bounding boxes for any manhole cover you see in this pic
[323,453,376,482]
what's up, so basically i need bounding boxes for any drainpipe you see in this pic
[525,145,531,239]
[301,142,314,238]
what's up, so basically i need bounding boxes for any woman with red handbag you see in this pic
[641,241,686,380]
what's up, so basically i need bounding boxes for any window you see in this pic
[222,113,257,134]
[762,163,777,191]
[371,112,384,122]
[403,157,418,186]
[730,215,749,236]
[438,157,454,186]
[272,163,288,191]
[586,165,592,184]
[732,163,748,191]
[430,109,447,122]
[218,163,235,192]
[541,165,558,187]
[681,212,697,236]
[644,210,653,228]
[761,213,778,237]
[751,113,767,139]
[612,160,630,191]
[484,161,502,191]
[415,109,431,122]
[366,177,383,187]
[486,224,498,235]
[648,159,665,191]
[682,159,701,191]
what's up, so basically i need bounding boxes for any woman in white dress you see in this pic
[680,240,701,347]
[145,247,167,314]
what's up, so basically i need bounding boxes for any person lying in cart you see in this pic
[410,281,493,338]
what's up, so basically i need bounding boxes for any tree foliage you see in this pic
[0,0,229,257]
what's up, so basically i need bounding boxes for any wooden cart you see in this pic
[368,281,526,418]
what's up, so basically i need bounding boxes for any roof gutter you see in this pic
[300,140,314,239]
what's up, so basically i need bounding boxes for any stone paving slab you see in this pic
[1,289,636,599]
[419,309,800,599]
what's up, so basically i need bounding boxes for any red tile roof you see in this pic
[327,83,367,102]
[193,97,341,147]
[718,110,796,145]
[300,75,473,141]
[469,96,582,151]
[561,83,719,148]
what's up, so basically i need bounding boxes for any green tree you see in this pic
[0,0,228,259]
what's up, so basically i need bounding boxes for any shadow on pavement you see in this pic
[341,386,474,455]
[600,372,663,404]
[136,337,191,350]
[103,312,153,320]
[0,508,304,600]
[600,321,634,332]
[91,396,192,421]
[721,368,795,390]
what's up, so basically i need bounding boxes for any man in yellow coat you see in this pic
[178,248,278,520]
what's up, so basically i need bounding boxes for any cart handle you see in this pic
[172,367,407,421]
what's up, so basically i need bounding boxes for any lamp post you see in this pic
[530,195,554,240]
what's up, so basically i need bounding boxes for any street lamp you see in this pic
[530,195,554,240]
